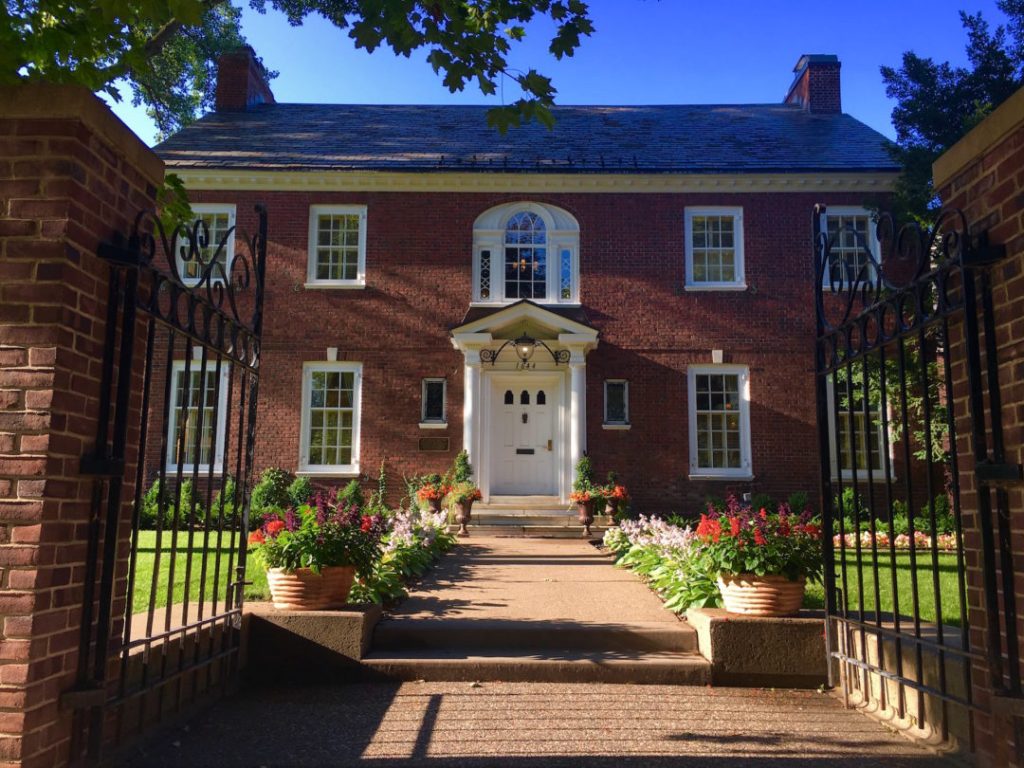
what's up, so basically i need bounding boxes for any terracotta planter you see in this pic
[454,498,474,537]
[717,574,805,617]
[266,565,356,611]
[576,499,597,536]
[604,501,618,525]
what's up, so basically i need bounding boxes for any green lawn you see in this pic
[129,530,268,615]
[803,550,966,627]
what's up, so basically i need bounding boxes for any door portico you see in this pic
[450,300,598,502]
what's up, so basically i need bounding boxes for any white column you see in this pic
[463,357,482,468]
[569,357,587,471]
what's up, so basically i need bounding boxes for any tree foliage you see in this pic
[881,1,1024,224]
[2,0,594,136]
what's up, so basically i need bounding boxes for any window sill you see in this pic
[419,422,448,430]
[469,300,581,308]
[602,423,631,430]
[165,467,224,475]
[687,473,755,481]
[684,284,748,292]
[304,281,366,290]
[296,468,360,478]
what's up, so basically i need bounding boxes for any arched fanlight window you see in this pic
[504,390,514,405]
[520,390,530,405]
[537,390,546,405]
[473,202,580,305]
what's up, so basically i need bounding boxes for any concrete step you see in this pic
[360,649,711,684]
[473,513,578,526]
[456,524,608,538]
[373,618,698,653]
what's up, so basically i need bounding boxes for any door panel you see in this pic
[491,382,557,495]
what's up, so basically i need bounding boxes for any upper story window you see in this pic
[178,204,235,285]
[473,202,579,305]
[826,375,888,480]
[306,205,367,289]
[684,207,745,290]
[822,207,879,289]
[166,358,230,472]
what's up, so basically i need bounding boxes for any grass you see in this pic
[129,529,268,616]
[803,550,966,627]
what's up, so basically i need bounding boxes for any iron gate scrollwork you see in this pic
[69,205,268,762]
[813,204,1019,751]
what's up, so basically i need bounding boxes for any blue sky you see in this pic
[109,0,1008,146]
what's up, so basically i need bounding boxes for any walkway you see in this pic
[114,538,959,766]
[362,536,707,682]
[117,681,956,767]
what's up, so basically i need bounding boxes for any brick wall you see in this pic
[784,55,842,114]
[0,85,162,768]
[161,187,889,513]
[934,85,1024,767]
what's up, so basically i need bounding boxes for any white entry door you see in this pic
[490,379,558,496]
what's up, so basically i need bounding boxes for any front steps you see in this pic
[363,615,710,684]
[460,495,610,538]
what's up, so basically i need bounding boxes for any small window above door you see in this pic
[520,390,530,405]
[504,390,514,405]
[537,390,546,405]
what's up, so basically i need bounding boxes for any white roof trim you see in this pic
[451,301,598,341]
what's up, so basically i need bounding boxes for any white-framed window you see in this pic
[420,378,447,427]
[604,380,629,427]
[166,359,230,472]
[299,362,362,475]
[826,376,888,479]
[685,207,745,290]
[177,204,236,285]
[473,201,580,305]
[687,365,752,478]
[306,205,367,288]
[821,206,879,288]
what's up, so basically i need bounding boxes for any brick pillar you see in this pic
[0,84,163,768]
[934,85,1024,768]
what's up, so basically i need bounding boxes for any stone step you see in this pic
[473,513,578,526]
[373,618,698,653]
[359,649,711,684]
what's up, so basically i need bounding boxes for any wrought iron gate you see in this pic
[66,206,267,762]
[813,205,1019,750]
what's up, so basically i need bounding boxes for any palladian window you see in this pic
[473,202,580,305]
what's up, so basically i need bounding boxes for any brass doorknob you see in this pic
[546,439,553,451]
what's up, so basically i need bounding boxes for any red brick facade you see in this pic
[936,85,1024,768]
[0,85,162,767]
[167,186,888,513]
[784,55,842,114]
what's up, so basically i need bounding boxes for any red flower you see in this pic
[759,507,768,520]
[778,518,791,537]
[360,515,373,533]
[696,514,722,543]
[754,529,767,546]
[728,516,741,537]
[247,530,265,545]
[803,523,821,539]
[265,519,285,537]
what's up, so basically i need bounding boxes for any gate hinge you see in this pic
[975,462,1024,488]
[60,684,106,710]
[963,231,1007,267]
[79,454,125,478]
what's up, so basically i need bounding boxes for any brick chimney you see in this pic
[215,46,275,112]
[784,54,841,114]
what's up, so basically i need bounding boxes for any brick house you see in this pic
[151,50,899,514]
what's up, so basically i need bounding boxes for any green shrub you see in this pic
[288,476,314,508]
[452,450,473,483]
[250,467,294,512]
[138,480,168,529]
[750,492,774,513]
[338,478,364,510]
[572,455,595,492]
[787,491,810,513]
[212,474,239,526]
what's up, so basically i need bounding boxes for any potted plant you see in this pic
[415,473,448,515]
[445,450,481,536]
[603,471,629,524]
[248,495,384,610]
[569,455,600,536]
[693,498,822,617]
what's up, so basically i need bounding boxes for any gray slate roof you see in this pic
[156,103,898,174]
